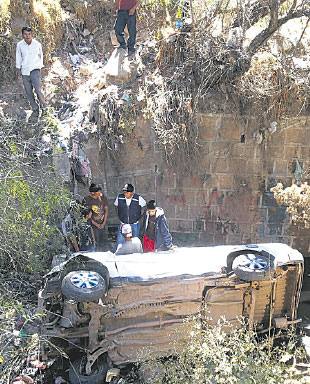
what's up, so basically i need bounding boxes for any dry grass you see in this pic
[0,0,13,83]
[30,0,64,63]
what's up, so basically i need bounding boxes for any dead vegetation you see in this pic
[0,273,44,384]
[143,316,309,384]
[135,0,310,171]
[0,0,63,84]
[2,1,310,172]
[271,182,310,228]
[0,0,13,84]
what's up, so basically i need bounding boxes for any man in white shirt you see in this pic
[114,183,146,248]
[16,27,46,117]
[115,224,143,255]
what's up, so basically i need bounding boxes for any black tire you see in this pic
[64,260,110,287]
[61,270,107,302]
[69,356,108,384]
[232,253,275,281]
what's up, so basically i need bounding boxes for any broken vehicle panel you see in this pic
[39,243,303,381]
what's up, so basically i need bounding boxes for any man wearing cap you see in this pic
[115,224,143,255]
[83,183,108,251]
[142,200,176,252]
[114,183,146,247]
[16,26,46,117]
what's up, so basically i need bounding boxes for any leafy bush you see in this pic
[0,117,78,382]
[143,316,306,384]
[0,118,72,273]
[0,280,41,383]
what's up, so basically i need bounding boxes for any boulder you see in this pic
[104,48,137,80]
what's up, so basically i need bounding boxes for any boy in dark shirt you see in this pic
[80,207,96,252]
[83,183,108,251]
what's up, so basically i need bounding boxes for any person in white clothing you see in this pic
[115,224,143,255]
[16,27,46,117]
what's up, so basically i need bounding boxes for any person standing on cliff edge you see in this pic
[114,0,139,57]
[16,27,46,118]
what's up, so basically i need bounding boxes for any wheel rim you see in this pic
[70,272,99,289]
[241,254,268,270]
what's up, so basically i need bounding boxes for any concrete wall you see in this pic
[85,113,310,259]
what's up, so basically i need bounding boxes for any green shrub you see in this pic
[145,316,306,384]
[0,118,72,273]
[0,279,42,383]
[0,117,75,382]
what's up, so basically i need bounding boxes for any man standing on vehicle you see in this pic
[114,183,146,247]
[114,0,139,57]
[83,183,108,251]
[16,27,47,117]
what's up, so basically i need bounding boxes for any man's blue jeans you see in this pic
[116,222,140,249]
[114,10,136,51]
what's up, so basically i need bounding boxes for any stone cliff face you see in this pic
[93,113,310,257]
[1,1,310,277]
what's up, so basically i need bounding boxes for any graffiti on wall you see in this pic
[167,192,187,206]
[158,173,259,236]
[198,188,259,234]
[155,172,260,235]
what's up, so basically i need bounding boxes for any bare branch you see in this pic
[248,3,310,55]
[288,0,298,16]
[232,0,287,29]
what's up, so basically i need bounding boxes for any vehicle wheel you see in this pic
[69,356,108,384]
[232,253,275,281]
[61,270,107,302]
[64,260,110,287]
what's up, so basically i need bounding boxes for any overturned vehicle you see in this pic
[39,243,303,383]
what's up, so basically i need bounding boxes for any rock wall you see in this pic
[86,113,310,259]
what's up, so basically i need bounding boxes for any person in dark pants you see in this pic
[83,183,108,251]
[142,200,176,252]
[114,183,146,248]
[114,0,139,57]
[80,207,96,252]
[16,26,46,117]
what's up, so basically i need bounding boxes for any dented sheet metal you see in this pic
[40,243,304,368]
